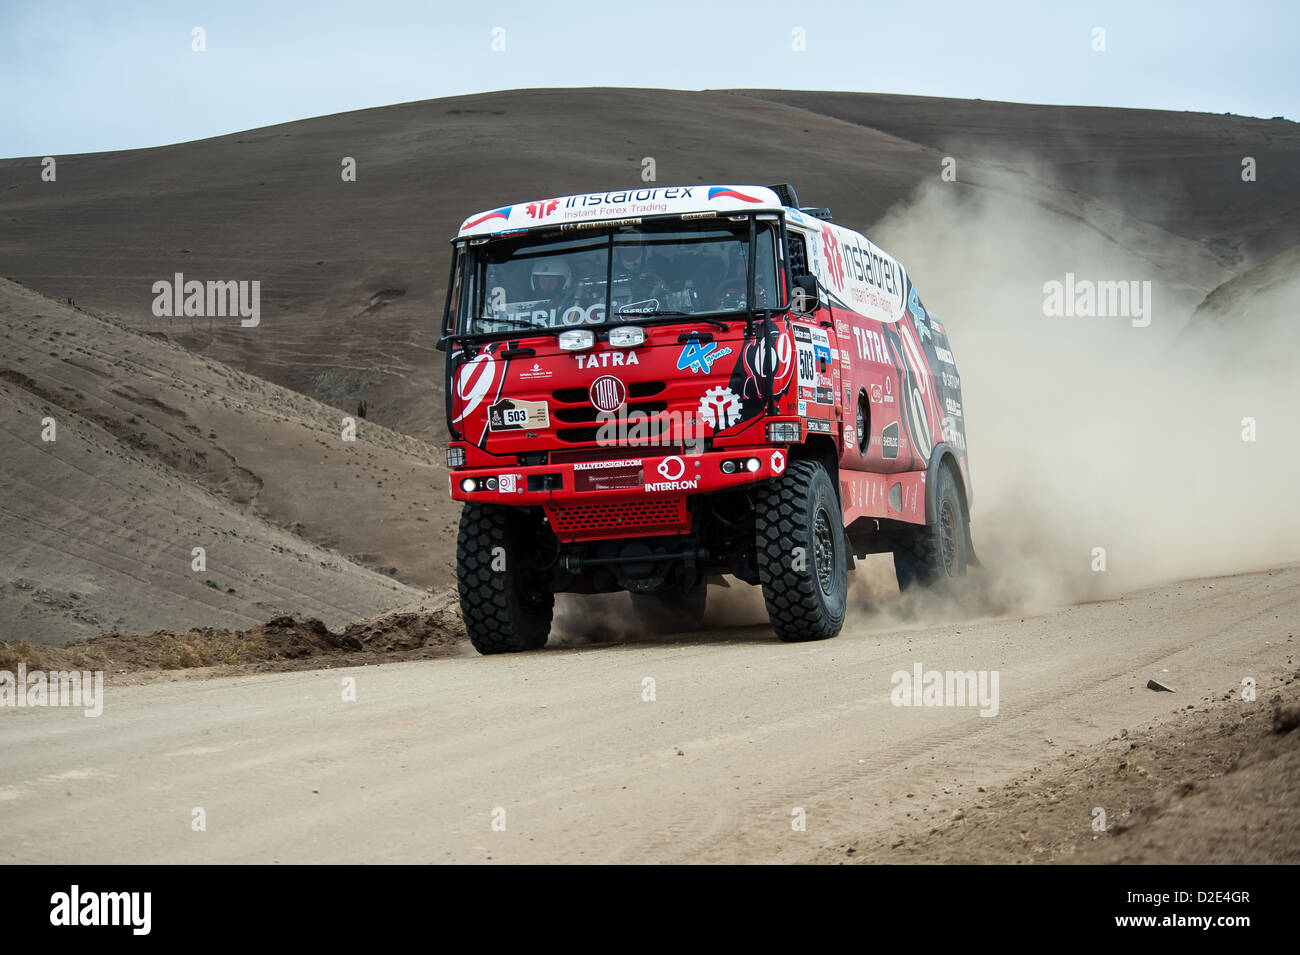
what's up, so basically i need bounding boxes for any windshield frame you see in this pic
[439,212,788,346]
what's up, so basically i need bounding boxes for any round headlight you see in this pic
[460,478,477,492]
[746,458,761,472]
[721,460,736,474]
[485,477,498,491]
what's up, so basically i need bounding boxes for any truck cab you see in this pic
[438,184,973,653]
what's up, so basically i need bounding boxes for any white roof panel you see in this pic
[456,184,785,238]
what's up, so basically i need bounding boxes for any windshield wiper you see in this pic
[626,310,733,329]
[647,314,733,332]
[618,308,690,318]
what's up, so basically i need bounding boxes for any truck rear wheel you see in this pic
[457,502,554,654]
[894,465,968,591]
[756,460,847,642]
[629,581,707,633]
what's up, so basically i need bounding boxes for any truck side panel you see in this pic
[787,210,971,519]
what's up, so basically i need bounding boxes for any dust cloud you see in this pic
[865,177,1300,623]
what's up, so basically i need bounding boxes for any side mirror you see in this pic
[791,274,820,314]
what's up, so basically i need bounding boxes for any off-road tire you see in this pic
[630,580,707,633]
[894,465,968,591]
[457,502,554,654]
[756,459,847,642]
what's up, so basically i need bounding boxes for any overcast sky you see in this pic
[3,0,1297,157]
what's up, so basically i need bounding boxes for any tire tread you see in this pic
[755,460,846,642]
[457,503,552,654]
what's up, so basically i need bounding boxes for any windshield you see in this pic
[453,217,781,337]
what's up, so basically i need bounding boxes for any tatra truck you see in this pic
[438,184,973,653]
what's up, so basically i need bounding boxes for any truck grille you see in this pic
[549,446,688,464]
[551,382,665,403]
[545,498,690,539]
[551,401,668,424]
[549,381,675,444]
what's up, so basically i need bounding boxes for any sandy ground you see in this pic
[833,676,1300,865]
[1,564,1294,864]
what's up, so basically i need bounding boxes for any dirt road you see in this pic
[2,566,1296,863]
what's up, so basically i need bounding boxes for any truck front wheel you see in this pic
[756,460,848,642]
[457,502,554,654]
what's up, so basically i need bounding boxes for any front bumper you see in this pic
[448,445,791,507]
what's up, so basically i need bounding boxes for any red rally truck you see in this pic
[437,184,974,654]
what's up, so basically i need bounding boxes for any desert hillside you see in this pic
[0,279,458,644]
[2,88,1295,644]
[4,88,1291,441]
[736,90,1300,266]
[1192,245,1300,325]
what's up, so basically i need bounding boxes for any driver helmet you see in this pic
[616,235,648,268]
[531,259,572,295]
